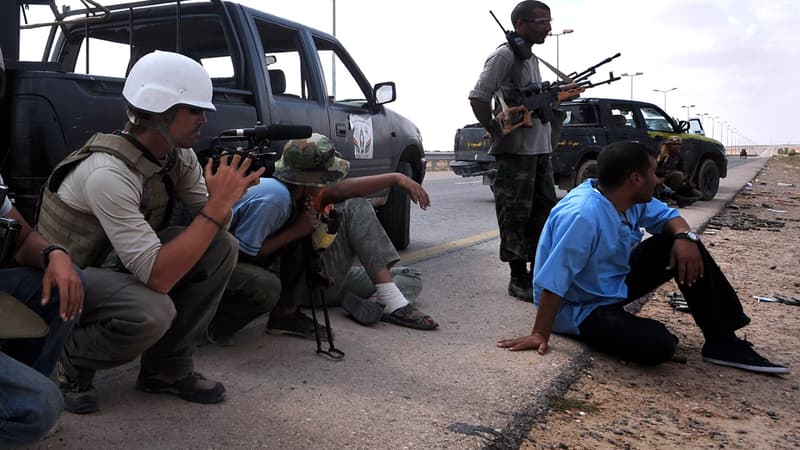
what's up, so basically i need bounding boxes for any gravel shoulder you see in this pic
[522,155,800,450]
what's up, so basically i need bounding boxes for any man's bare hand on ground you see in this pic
[42,250,84,321]
[204,154,265,211]
[497,332,549,355]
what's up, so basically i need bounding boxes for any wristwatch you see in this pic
[41,244,68,267]
[674,231,699,243]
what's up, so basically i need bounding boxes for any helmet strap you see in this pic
[126,107,178,149]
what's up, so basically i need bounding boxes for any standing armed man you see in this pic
[37,50,263,414]
[469,0,558,301]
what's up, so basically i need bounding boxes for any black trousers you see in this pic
[577,234,750,365]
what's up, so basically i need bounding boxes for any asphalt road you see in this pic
[34,155,768,450]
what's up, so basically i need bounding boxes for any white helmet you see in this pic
[122,50,215,114]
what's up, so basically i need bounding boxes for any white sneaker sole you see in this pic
[702,356,789,375]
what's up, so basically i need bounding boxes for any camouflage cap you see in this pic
[0,292,49,339]
[273,133,350,187]
[666,136,682,144]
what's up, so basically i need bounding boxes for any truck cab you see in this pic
[0,0,424,248]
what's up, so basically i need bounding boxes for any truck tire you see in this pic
[574,158,597,189]
[378,161,412,250]
[695,159,720,200]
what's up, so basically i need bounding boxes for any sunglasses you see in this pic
[520,17,552,25]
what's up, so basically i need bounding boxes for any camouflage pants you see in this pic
[493,153,557,263]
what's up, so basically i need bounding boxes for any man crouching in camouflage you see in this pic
[36,50,263,413]
[207,133,437,345]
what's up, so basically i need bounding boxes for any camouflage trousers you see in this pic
[493,153,557,263]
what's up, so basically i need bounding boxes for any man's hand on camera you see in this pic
[204,153,265,213]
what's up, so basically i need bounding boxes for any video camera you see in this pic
[207,124,312,176]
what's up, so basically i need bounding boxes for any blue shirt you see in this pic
[533,179,680,335]
[229,178,293,256]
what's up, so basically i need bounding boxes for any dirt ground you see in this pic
[522,155,800,450]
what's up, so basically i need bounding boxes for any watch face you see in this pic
[687,231,699,241]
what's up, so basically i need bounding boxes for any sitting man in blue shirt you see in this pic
[207,133,437,344]
[498,141,788,375]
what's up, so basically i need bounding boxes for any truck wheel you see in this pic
[378,161,412,250]
[575,158,597,188]
[695,159,720,200]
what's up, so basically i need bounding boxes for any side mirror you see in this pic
[374,82,396,105]
[678,120,690,132]
[265,55,277,66]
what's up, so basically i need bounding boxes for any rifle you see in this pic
[493,53,622,134]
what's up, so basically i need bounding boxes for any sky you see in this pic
[18,0,800,151]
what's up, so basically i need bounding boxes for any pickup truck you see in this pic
[450,97,727,200]
[0,0,424,249]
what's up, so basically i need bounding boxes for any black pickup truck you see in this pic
[450,97,727,200]
[0,0,424,249]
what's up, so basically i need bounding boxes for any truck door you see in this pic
[250,18,331,151]
[312,36,393,179]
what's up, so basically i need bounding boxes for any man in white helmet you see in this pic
[37,50,264,414]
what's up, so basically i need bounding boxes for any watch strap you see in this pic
[42,243,68,267]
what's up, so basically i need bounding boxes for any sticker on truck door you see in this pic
[349,114,374,159]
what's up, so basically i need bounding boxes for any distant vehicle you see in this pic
[450,97,728,200]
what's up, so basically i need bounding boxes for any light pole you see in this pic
[620,72,643,100]
[709,115,718,140]
[719,121,727,145]
[681,104,695,121]
[653,87,677,112]
[548,29,574,71]
[331,0,337,98]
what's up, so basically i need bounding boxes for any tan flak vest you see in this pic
[37,133,178,268]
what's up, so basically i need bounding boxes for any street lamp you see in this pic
[331,0,337,97]
[681,104,695,121]
[620,72,644,100]
[653,87,677,112]
[548,29,574,71]
[709,115,719,140]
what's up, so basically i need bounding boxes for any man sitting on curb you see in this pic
[207,133,437,344]
[498,141,788,375]
[654,136,702,208]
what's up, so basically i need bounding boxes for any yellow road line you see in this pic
[399,229,499,264]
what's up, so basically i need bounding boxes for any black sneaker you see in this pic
[702,336,789,375]
[508,276,533,302]
[57,359,99,414]
[266,310,330,340]
[341,293,383,326]
[136,371,225,404]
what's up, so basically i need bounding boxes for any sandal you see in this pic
[381,304,438,330]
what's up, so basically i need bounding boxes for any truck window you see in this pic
[313,38,369,106]
[562,104,598,126]
[610,106,638,128]
[640,107,675,132]
[56,16,235,86]
[254,20,316,101]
